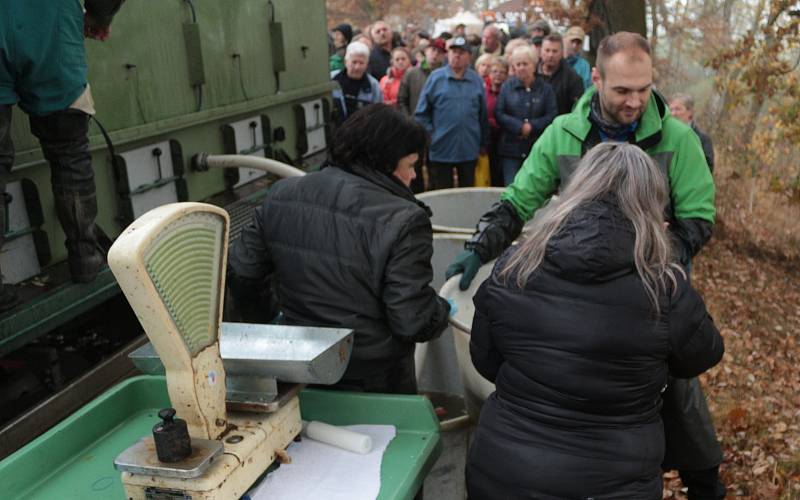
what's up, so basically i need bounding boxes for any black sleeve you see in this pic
[667,273,724,378]
[382,210,450,343]
[465,200,524,263]
[84,0,126,27]
[225,204,278,323]
[700,133,715,173]
[670,218,713,264]
[397,73,412,116]
[568,71,585,112]
[469,280,504,382]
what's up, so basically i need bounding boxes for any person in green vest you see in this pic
[448,32,725,499]
[0,0,125,310]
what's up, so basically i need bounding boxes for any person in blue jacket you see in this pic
[414,36,488,190]
[495,45,557,185]
[564,26,592,89]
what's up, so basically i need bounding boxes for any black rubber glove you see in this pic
[445,250,482,291]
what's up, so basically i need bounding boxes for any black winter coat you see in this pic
[537,59,585,116]
[466,197,723,499]
[226,164,450,380]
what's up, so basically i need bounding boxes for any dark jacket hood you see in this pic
[543,197,636,283]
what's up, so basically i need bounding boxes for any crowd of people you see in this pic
[326,19,714,194]
[227,17,725,500]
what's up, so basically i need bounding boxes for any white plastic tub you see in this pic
[416,188,503,233]
[438,261,496,421]
[414,234,469,397]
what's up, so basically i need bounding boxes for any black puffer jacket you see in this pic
[227,164,450,380]
[466,197,723,499]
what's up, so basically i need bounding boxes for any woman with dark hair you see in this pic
[227,104,450,394]
[465,143,724,497]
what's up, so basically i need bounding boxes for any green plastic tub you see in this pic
[0,376,441,500]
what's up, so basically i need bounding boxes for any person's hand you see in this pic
[445,250,482,291]
[84,13,111,41]
[446,298,458,317]
[520,122,533,138]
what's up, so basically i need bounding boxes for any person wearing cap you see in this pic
[537,32,586,115]
[331,42,382,127]
[565,26,592,89]
[397,38,447,192]
[330,23,353,72]
[453,23,467,38]
[398,38,446,117]
[415,36,488,190]
[529,19,551,38]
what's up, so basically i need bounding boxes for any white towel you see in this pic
[246,424,397,500]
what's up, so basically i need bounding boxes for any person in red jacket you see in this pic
[380,47,411,107]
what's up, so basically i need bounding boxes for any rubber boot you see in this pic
[29,109,104,284]
[53,190,104,283]
[0,105,19,310]
[0,193,20,311]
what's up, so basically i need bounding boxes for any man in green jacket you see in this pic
[0,0,125,310]
[448,32,725,499]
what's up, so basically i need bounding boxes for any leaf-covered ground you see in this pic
[662,224,800,498]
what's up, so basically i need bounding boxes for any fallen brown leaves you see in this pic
[661,229,800,498]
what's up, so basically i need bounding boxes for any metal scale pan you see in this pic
[129,322,354,412]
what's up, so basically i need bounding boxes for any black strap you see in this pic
[89,115,116,253]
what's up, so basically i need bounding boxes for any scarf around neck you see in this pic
[589,92,638,142]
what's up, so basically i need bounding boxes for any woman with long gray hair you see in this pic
[465,142,724,498]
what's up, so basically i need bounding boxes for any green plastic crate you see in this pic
[0,376,441,500]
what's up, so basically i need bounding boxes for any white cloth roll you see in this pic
[302,420,373,454]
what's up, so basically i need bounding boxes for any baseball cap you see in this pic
[565,26,585,42]
[430,37,447,53]
[449,36,469,51]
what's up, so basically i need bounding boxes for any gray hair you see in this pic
[670,93,694,110]
[345,41,370,61]
[510,45,538,66]
[499,142,681,315]
[483,24,500,36]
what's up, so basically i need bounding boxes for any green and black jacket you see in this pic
[467,88,716,264]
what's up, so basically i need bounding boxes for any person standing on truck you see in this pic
[448,32,725,499]
[0,0,126,311]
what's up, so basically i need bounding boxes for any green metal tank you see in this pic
[0,0,335,349]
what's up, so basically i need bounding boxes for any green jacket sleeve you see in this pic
[668,128,716,224]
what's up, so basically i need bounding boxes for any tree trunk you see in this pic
[752,0,766,33]
[588,0,647,63]
[650,0,659,51]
